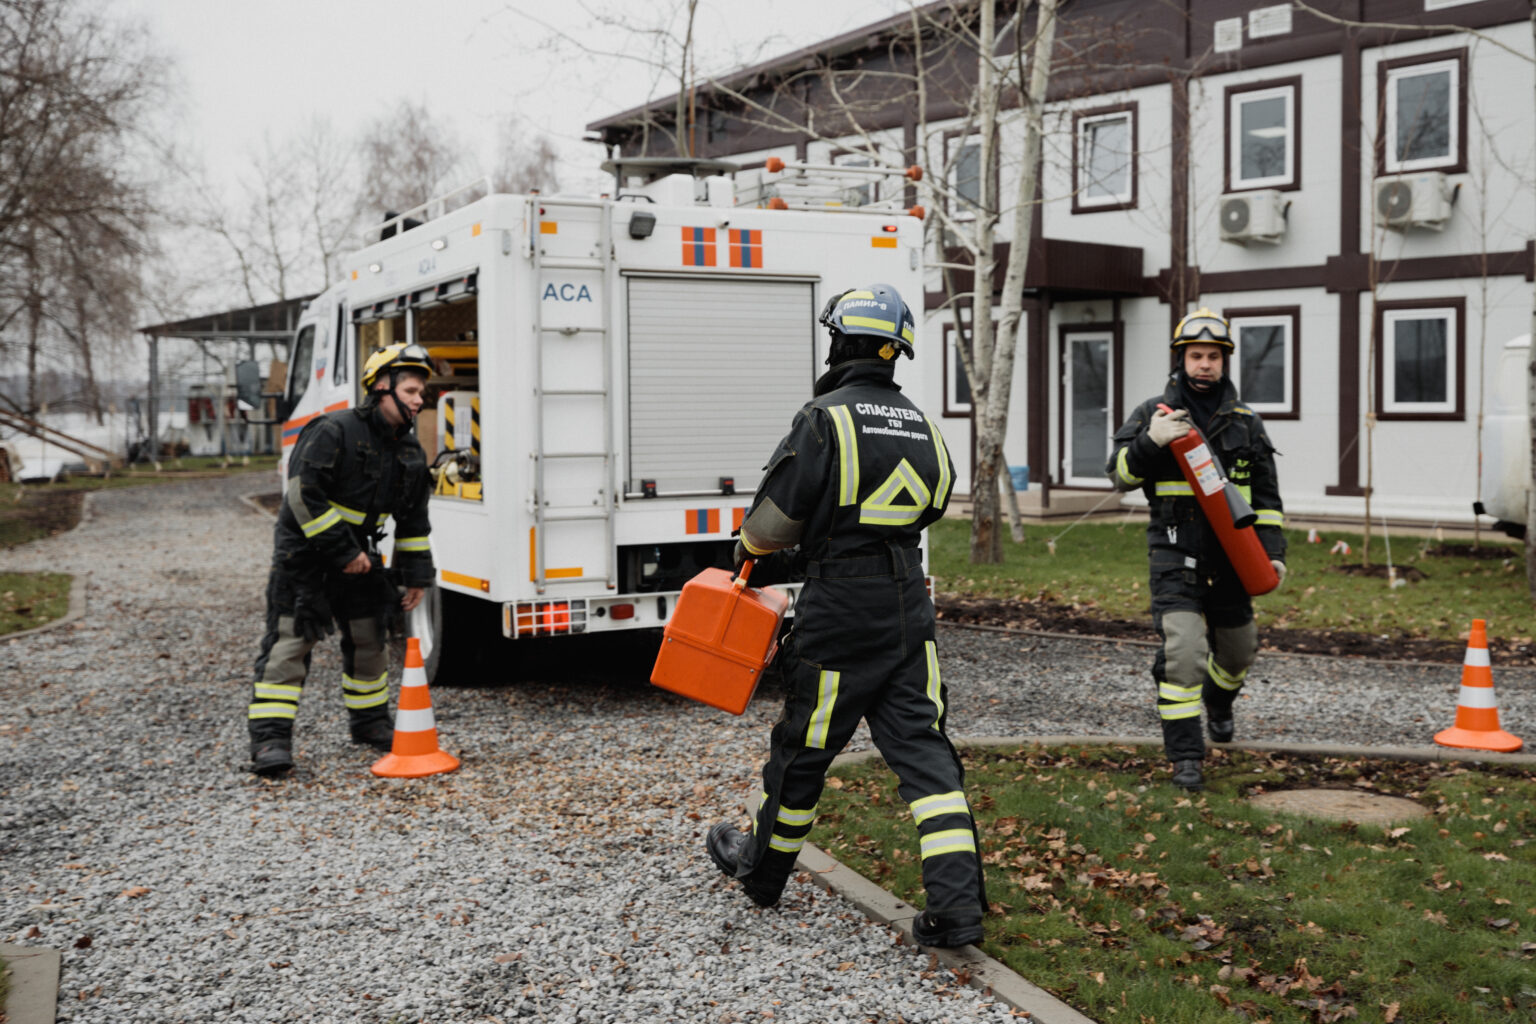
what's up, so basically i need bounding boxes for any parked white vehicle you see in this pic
[1477,334,1532,537]
[276,161,928,677]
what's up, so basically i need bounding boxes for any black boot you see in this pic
[250,738,294,777]
[1171,758,1204,791]
[349,710,394,751]
[912,907,985,948]
[1207,717,1235,744]
[706,823,788,908]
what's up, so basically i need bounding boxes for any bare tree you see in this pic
[491,116,563,194]
[356,100,467,223]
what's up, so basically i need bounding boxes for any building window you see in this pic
[832,150,875,206]
[949,135,983,218]
[1072,104,1136,212]
[1379,51,1466,174]
[1226,307,1299,419]
[1225,79,1299,192]
[1424,0,1482,9]
[1375,300,1464,420]
[942,319,972,417]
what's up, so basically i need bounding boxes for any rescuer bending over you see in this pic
[705,283,988,949]
[1107,309,1286,792]
[247,342,436,777]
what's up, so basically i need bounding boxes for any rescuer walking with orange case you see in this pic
[1107,309,1287,793]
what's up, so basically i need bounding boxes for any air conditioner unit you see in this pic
[1219,189,1288,245]
[1374,172,1454,231]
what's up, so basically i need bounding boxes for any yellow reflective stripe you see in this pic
[1253,508,1284,527]
[344,691,389,710]
[301,506,343,538]
[841,315,898,334]
[828,405,860,506]
[901,324,915,343]
[343,672,388,692]
[926,417,952,508]
[769,833,807,854]
[910,791,969,825]
[395,536,430,552]
[1159,702,1203,721]
[1154,481,1194,496]
[1236,484,1252,503]
[253,683,302,700]
[859,459,931,526]
[1159,681,1202,701]
[924,640,944,730]
[740,532,773,556]
[328,501,365,525]
[805,670,840,749]
[776,804,817,827]
[919,828,977,859]
[843,290,876,300]
[1207,655,1246,691]
[1115,447,1143,487]
[248,703,298,719]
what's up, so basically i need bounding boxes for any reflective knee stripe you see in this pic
[768,833,808,854]
[926,417,952,509]
[1154,480,1194,496]
[859,459,931,526]
[342,671,389,710]
[395,536,430,552]
[805,670,840,749]
[301,505,343,539]
[1253,508,1284,528]
[1115,447,1143,487]
[924,641,944,730]
[253,682,302,701]
[1207,654,1247,692]
[248,702,297,720]
[1158,680,1202,721]
[827,405,860,506]
[910,791,969,825]
[776,803,817,827]
[920,828,977,859]
[328,501,365,525]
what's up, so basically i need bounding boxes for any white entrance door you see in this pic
[1063,331,1114,487]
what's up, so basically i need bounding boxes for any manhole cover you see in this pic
[1248,789,1430,824]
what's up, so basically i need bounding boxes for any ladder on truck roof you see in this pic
[530,197,616,594]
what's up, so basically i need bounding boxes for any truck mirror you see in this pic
[235,360,263,409]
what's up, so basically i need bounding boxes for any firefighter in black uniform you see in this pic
[705,283,987,949]
[1107,309,1286,792]
[247,342,437,777]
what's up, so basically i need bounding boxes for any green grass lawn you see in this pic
[928,519,1535,645]
[0,571,71,634]
[818,743,1536,1024]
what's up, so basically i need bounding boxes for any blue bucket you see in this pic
[1008,465,1029,491]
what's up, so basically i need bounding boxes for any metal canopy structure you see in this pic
[138,294,316,459]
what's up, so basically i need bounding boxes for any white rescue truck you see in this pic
[276,158,929,678]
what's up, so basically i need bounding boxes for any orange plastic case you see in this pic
[650,561,789,715]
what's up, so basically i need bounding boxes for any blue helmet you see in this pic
[818,283,916,359]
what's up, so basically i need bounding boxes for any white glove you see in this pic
[1148,408,1191,447]
[1271,560,1287,589]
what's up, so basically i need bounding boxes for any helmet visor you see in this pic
[1174,317,1229,344]
[398,343,432,362]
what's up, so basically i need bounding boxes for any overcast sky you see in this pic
[120,0,914,195]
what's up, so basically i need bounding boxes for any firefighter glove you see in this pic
[292,587,335,644]
[1148,408,1191,447]
[732,539,751,574]
[1271,560,1287,589]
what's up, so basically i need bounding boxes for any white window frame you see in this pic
[1061,330,1115,487]
[943,318,973,416]
[1229,85,1295,190]
[1384,57,1459,173]
[1382,306,1458,415]
[1424,0,1482,9]
[947,133,983,221]
[1228,314,1294,414]
[1075,110,1134,208]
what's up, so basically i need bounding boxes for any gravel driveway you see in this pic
[3,476,1531,1023]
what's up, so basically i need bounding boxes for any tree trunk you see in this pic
[968,0,1002,563]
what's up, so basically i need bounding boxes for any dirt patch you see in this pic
[0,488,86,548]
[1248,788,1430,824]
[1327,563,1428,582]
[253,492,281,514]
[1423,543,1522,560]
[934,593,1536,666]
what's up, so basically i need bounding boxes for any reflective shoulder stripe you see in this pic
[301,506,344,538]
[1154,481,1194,496]
[328,501,365,525]
[827,405,860,506]
[1115,447,1143,487]
[395,536,431,552]
[926,417,952,509]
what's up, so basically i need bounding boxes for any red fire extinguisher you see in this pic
[1158,404,1279,596]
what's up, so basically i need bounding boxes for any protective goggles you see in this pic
[1173,317,1231,344]
[396,343,432,362]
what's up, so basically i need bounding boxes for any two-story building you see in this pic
[589,0,1535,529]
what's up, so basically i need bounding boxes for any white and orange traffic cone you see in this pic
[1434,619,1523,753]
[371,637,460,778]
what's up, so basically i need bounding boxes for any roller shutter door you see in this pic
[627,277,814,494]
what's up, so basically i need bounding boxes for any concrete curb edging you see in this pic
[1,572,86,643]
[0,943,60,1024]
[238,490,278,519]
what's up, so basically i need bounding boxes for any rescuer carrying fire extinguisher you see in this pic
[704,283,988,948]
[1107,309,1286,792]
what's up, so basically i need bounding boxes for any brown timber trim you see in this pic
[1071,101,1139,214]
[1223,305,1302,421]
[1326,289,1364,497]
[1222,75,1303,194]
[1028,297,1051,501]
[1375,47,1470,178]
[1372,295,1467,423]
[1180,247,1535,298]
[1169,75,1190,334]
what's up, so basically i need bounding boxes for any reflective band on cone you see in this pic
[1434,618,1523,753]
[371,637,460,778]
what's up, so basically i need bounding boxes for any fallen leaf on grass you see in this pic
[1382,1001,1401,1022]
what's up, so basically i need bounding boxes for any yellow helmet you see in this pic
[361,342,434,389]
[1171,308,1233,352]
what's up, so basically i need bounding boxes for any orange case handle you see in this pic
[733,558,754,590]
